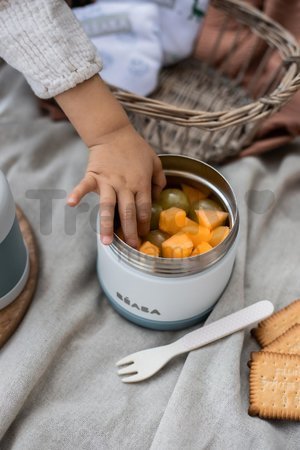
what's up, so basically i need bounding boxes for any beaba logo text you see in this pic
[116,292,161,315]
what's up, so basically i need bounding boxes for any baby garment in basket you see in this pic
[73,0,208,95]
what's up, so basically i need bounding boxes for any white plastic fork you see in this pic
[116,300,274,383]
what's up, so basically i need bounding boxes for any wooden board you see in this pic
[0,206,39,348]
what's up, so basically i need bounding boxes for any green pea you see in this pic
[192,198,223,211]
[188,208,198,223]
[150,203,163,230]
[145,230,170,250]
[158,189,190,213]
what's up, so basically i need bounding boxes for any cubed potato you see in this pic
[209,226,230,247]
[159,207,187,235]
[191,242,213,255]
[181,184,208,203]
[195,210,228,230]
[139,241,160,257]
[162,232,193,258]
[181,219,211,246]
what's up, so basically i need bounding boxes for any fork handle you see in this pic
[173,300,274,354]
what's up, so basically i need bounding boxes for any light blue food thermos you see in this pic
[0,171,29,309]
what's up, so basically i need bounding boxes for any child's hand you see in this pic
[67,124,166,247]
[55,74,166,247]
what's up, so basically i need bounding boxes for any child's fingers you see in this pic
[99,183,116,245]
[152,156,167,200]
[67,174,97,205]
[117,189,138,248]
[135,189,151,237]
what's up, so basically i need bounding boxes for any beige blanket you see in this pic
[0,61,299,449]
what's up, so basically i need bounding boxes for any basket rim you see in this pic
[110,0,300,131]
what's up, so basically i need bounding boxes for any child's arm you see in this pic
[0,0,166,246]
[55,74,166,247]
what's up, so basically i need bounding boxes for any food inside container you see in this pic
[97,155,239,330]
[116,182,231,259]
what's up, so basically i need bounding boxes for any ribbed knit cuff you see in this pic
[0,0,103,98]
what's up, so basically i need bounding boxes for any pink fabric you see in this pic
[194,0,300,157]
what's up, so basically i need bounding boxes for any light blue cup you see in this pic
[0,171,29,309]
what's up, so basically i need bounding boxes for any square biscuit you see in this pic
[248,351,300,420]
[263,324,300,355]
[251,299,300,347]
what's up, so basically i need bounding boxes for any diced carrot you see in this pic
[181,220,211,246]
[191,242,213,256]
[184,217,199,227]
[181,184,208,203]
[195,210,228,230]
[159,207,187,235]
[139,241,160,257]
[162,232,193,258]
[209,226,230,247]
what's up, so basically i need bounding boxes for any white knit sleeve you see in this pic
[0,0,102,98]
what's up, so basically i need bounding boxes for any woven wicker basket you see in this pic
[111,0,300,163]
